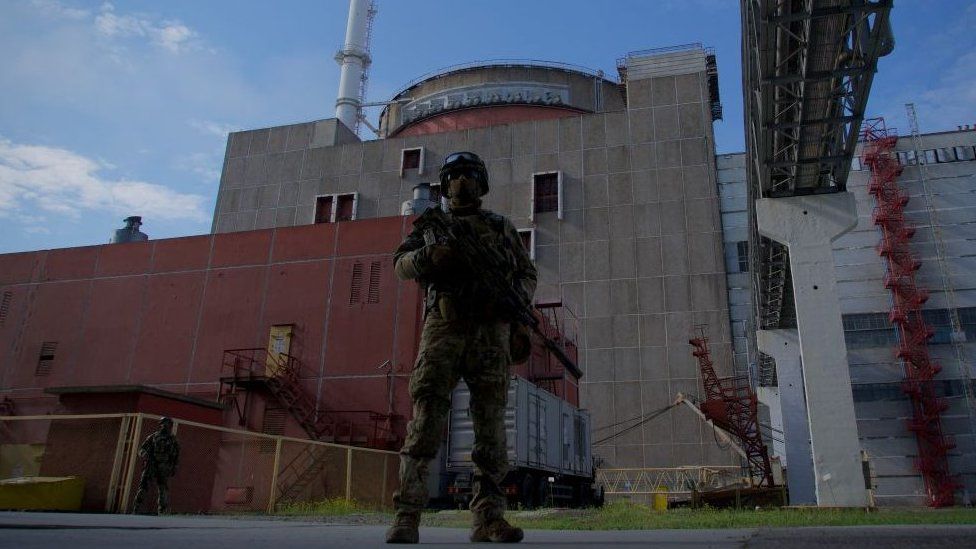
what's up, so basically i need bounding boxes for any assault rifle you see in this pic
[413,207,581,377]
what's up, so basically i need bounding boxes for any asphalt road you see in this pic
[1,512,974,548]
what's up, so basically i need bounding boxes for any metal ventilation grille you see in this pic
[35,341,57,376]
[367,261,381,304]
[260,408,286,453]
[0,291,11,327]
[349,262,364,305]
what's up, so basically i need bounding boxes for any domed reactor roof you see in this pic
[378,61,624,137]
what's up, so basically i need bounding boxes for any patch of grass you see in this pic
[421,502,976,530]
[276,497,383,517]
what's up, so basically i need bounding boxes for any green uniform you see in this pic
[132,428,179,514]
[392,206,537,522]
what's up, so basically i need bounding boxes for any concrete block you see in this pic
[361,141,384,173]
[228,132,250,158]
[678,103,704,138]
[614,443,643,464]
[286,123,312,151]
[585,280,612,317]
[635,203,662,238]
[631,143,657,171]
[632,170,659,204]
[559,242,585,282]
[585,349,614,381]
[295,204,314,225]
[585,316,613,348]
[651,76,676,106]
[275,207,296,227]
[686,199,716,232]
[513,122,535,156]
[245,130,269,156]
[672,441,704,464]
[688,232,720,274]
[656,140,682,169]
[240,186,260,211]
[653,106,679,140]
[259,185,280,209]
[675,73,702,104]
[660,200,687,234]
[277,182,299,208]
[468,127,491,154]
[636,237,663,277]
[536,119,559,153]
[559,116,582,151]
[280,150,303,182]
[536,244,558,284]
[560,209,585,242]
[512,155,533,184]
[609,173,633,206]
[612,315,639,347]
[488,158,513,187]
[683,165,711,199]
[268,126,289,153]
[582,114,606,149]
[640,347,668,380]
[339,144,363,175]
[691,273,727,311]
[243,154,268,187]
[609,205,635,240]
[560,281,584,315]
[643,443,675,467]
[562,177,584,211]
[637,277,665,313]
[584,207,610,240]
[510,180,532,220]
[661,233,689,275]
[490,125,513,158]
[558,151,583,179]
[583,147,607,176]
[681,138,707,166]
[535,153,558,173]
[667,345,699,379]
[221,157,245,189]
[255,208,276,230]
[665,312,693,346]
[610,237,637,278]
[664,276,691,312]
[628,79,654,109]
[611,278,639,315]
[302,147,326,180]
[658,168,684,200]
[217,189,241,214]
[614,381,644,423]
[639,314,667,347]
[630,108,654,144]
[605,111,629,146]
[235,211,255,231]
[584,174,609,208]
[584,239,611,280]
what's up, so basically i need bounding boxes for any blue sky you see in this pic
[1,0,974,253]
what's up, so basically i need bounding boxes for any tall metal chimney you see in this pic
[335,0,374,133]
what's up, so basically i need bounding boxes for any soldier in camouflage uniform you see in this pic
[386,152,536,544]
[132,416,180,515]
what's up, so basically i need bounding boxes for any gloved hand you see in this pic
[427,244,462,274]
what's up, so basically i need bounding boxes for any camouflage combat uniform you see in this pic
[392,206,537,524]
[132,423,180,514]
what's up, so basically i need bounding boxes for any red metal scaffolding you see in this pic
[860,118,958,507]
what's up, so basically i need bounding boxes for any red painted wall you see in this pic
[394,105,586,137]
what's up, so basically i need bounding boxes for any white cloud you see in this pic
[29,0,89,20]
[94,3,198,53]
[0,137,209,223]
[188,119,238,139]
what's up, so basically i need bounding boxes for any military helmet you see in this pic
[439,151,489,196]
[159,417,173,427]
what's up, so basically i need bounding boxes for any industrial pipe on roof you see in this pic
[334,0,373,132]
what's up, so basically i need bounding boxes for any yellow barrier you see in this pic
[0,476,85,511]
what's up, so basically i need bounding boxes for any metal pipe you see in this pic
[335,0,371,131]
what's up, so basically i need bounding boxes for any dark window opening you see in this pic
[315,195,334,224]
[842,312,896,349]
[533,173,559,214]
[736,241,749,272]
[402,149,421,170]
[36,341,57,376]
[335,193,356,222]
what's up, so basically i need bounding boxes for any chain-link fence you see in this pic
[0,413,398,514]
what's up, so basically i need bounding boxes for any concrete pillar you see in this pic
[755,192,867,507]
[757,328,816,505]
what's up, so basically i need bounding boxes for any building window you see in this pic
[35,341,57,376]
[896,151,917,166]
[531,171,562,221]
[314,193,358,223]
[922,149,938,164]
[517,228,535,261]
[314,195,334,224]
[842,313,896,349]
[960,307,976,340]
[922,309,954,344]
[954,146,976,161]
[935,148,957,163]
[736,241,749,272]
[400,147,424,177]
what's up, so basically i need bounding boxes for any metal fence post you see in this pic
[119,414,144,514]
[345,447,353,500]
[381,454,389,507]
[267,437,283,514]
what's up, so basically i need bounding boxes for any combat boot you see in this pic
[385,511,420,544]
[470,517,524,543]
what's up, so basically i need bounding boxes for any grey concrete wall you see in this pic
[211,53,739,471]
[721,127,976,505]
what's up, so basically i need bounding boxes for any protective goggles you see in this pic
[443,152,480,165]
[442,167,482,182]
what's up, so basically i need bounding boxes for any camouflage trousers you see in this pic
[132,466,172,514]
[394,308,511,521]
